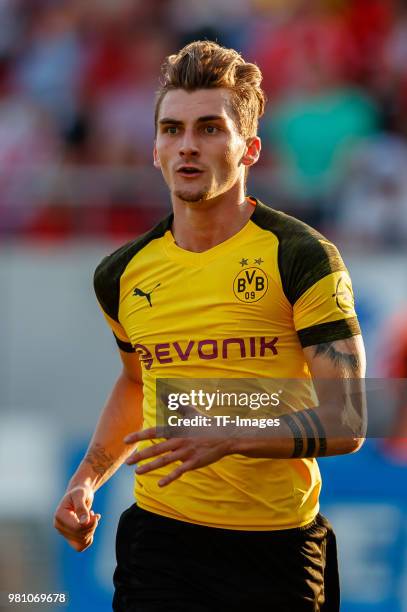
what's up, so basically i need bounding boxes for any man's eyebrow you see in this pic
[158,115,225,125]
[158,118,183,125]
[196,115,225,123]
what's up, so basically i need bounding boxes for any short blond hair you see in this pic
[155,40,266,139]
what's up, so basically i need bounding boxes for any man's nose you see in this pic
[179,130,199,157]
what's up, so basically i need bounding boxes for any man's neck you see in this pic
[171,186,255,253]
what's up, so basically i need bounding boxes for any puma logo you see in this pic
[133,283,161,307]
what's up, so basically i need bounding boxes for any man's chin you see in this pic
[174,189,209,203]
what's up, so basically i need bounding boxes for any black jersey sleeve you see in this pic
[251,200,360,348]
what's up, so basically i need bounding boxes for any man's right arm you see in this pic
[53,351,143,552]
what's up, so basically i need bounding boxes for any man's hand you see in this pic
[53,484,101,552]
[124,428,232,487]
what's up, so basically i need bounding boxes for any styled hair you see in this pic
[155,41,266,139]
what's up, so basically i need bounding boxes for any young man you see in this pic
[54,41,366,611]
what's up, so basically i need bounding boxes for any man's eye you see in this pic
[166,126,178,135]
[204,126,218,134]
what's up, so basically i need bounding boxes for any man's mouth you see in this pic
[176,166,204,177]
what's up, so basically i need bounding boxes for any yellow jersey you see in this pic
[94,198,359,530]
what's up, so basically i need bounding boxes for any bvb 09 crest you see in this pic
[233,267,268,303]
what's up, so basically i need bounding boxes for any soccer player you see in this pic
[54,41,366,611]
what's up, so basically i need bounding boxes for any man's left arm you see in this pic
[232,333,367,459]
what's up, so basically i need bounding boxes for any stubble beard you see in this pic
[174,188,210,203]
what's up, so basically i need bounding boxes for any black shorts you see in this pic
[112,504,340,612]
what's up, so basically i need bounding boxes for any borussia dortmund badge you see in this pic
[233,259,268,303]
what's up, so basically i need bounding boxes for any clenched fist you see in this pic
[54,484,101,552]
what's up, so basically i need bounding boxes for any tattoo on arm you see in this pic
[296,411,316,456]
[314,342,359,372]
[281,414,304,458]
[84,443,115,476]
[306,409,327,456]
[282,409,327,458]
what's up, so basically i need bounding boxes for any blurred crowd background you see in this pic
[0,0,407,245]
[0,1,407,611]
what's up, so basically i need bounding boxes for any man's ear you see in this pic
[153,143,161,169]
[241,137,261,167]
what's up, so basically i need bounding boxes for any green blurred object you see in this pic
[266,88,379,200]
